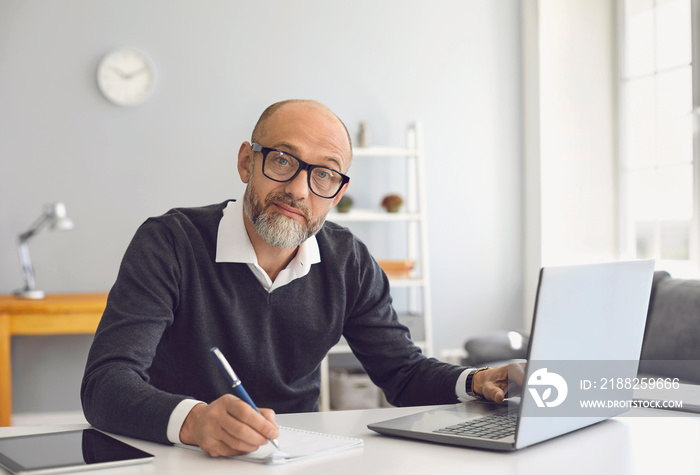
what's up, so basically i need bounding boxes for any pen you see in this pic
[209,347,280,450]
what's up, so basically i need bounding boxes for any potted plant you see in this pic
[337,195,354,213]
[381,194,403,213]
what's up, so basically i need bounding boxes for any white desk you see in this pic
[1,405,699,475]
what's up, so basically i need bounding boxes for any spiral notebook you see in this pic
[235,426,363,464]
[177,426,363,464]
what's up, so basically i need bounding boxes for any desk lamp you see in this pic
[15,202,74,299]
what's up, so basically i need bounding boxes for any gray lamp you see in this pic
[15,202,74,299]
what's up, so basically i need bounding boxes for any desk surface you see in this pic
[1,405,699,475]
[0,293,108,312]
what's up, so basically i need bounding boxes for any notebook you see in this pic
[236,426,362,464]
[178,426,362,464]
[368,260,655,451]
[634,382,700,414]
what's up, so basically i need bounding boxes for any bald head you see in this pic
[251,100,353,159]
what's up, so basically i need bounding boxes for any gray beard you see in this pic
[243,187,326,249]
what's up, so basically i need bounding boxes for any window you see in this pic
[619,0,698,276]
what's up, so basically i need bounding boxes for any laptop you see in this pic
[368,260,655,451]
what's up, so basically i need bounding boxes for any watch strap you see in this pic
[465,367,491,399]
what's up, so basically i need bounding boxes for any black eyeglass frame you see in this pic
[251,142,350,199]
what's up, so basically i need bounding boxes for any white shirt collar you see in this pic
[215,199,321,292]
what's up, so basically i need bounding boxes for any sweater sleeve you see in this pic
[81,218,187,444]
[342,241,466,407]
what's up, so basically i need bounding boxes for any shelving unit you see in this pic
[319,122,433,411]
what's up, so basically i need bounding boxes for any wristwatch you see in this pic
[465,367,491,399]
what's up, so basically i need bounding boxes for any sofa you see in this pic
[638,270,700,383]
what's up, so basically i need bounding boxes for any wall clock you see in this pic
[96,48,156,106]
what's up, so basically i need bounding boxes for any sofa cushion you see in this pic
[462,330,529,367]
[639,271,700,383]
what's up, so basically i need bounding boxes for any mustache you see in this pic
[264,193,312,221]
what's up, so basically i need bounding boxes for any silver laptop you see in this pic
[368,260,655,451]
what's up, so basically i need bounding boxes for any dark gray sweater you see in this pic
[81,200,464,444]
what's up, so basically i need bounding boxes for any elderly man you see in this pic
[81,99,522,457]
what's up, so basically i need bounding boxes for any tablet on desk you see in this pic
[0,429,154,475]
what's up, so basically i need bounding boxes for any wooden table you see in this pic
[0,293,107,426]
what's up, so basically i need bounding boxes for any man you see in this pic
[81,99,523,457]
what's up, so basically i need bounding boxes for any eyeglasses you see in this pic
[251,143,350,199]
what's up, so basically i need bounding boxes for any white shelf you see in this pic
[352,146,418,157]
[328,343,352,354]
[320,121,432,412]
[388,276,426,287]
[329,209,422,222]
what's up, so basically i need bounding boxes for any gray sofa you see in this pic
[639,270,700,383]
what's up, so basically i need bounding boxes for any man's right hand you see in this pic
[179,394,279,457]
[473,362,526,403]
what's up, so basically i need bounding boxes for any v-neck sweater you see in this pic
[81,200,464,444]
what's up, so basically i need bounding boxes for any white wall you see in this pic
[522,0,618,326]
[0,0,524,413]
[539,0,618,266]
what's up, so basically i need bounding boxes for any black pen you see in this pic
[209,347,280,449]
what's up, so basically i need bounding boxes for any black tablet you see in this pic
[0,429,154,475]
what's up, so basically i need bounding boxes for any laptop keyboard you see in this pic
[434,413,517,440]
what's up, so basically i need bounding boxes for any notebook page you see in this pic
[234,426,363,464]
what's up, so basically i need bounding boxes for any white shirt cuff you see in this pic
[456,368,477,402]
[167,399,204,444]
